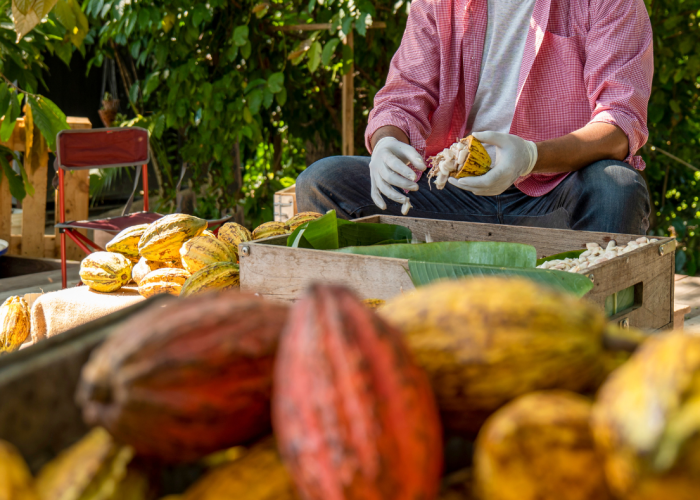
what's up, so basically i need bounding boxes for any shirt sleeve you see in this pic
[364,0,441,156]
[585,0,653,168]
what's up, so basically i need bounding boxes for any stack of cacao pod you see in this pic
[13,273,698,499]
[88,211,322,298]
[0,295,30,354]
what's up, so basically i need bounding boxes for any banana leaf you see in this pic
[335,241,537,268]
[536,249,585,266]
[287,210,412,249]
[408,261,594,297]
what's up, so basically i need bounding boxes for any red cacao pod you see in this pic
[76,290,288,463]
[273,284,443,500]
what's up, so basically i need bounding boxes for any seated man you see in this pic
[297,0,653,235]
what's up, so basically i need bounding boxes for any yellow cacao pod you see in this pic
[180,262,239,297]
[252,221,289,241]
[132,257,174,286]
[138,268,191,298]
[80,252,133,293]
[35,427,135,500]
[202,229,216,238]
[218,222,252,248]
[180,236,237,274]
[182,439,298,500]
[139,214,207,262]
[454,135,491,178]
[105,224,150,262]
[0,440,39,500]
[474,391,611,500]
[0,296,30,354]
[284,212,322,231]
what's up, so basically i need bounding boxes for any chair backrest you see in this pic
[55,127,149,171]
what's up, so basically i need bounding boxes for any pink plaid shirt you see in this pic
[365,0,654,197]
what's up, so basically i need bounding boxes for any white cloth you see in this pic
[466,0,537,158]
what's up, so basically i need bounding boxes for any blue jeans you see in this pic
[296,156,651,234]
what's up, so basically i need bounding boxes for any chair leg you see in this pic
[142,164,149,212]
[60,231,67,289]
[59,168,67,289]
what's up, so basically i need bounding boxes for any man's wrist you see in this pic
[370,125,410,151]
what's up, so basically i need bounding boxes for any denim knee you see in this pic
[578,160,647,205]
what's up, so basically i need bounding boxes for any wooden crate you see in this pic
[273,184,297,223]
[239,215,677,331]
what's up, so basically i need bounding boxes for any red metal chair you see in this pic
[55,127,162,288]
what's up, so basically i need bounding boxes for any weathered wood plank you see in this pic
[54,170,91,261]
[0,173,10,243]
[584,239,675,330]
[239,244,414,302]
[20,137,49,258]
[240,216,676,331]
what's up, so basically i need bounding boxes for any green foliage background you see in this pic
[6,0,700,274]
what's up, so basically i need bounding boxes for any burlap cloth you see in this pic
[31,285,144,342]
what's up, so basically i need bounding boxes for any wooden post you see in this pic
[0,116,91,259]
[54,117,92,261]
[21,127,50,258]
[342,31,354,156]
[0,174,10,245]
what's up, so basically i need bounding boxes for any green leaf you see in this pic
[153,113,165,138]
[336,241,537,268]
[0,92,22,143]
[263,88,274,109]
[321,38,340,66]
[408,262,594,298]
[357,12,369,36]
[247,88,263,115]
[275,87,287,107]
[241,40,252,60]
[0,83,10,118]
[143,71,161,95]
[0,154,26,202]
[26,95,69,151]
[307,41,322,73]
[536,249,585,266]
[286,210,412,250]
[342,43,353,74]
[18,159,35,197]
[341,15,352,35]
[267,72,284,94]
[129,82,140,103]
[233,25,249,47]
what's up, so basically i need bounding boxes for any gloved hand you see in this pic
[448,131,538,196]
[370,137,426,212]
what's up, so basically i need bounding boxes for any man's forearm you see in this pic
[370,125,410,151]
[533,123,629,173]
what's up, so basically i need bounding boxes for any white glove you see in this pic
[370,137,426,213]
[448,131,538,196]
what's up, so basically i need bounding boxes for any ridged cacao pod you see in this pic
[180,262,239,297]
[79,252,133,293]
[284,211,322,231]
[180,236,237,274]
[273,284,443,500]
[132,257,181,286]
[182,438,298,500]
[0,440,39,500]
[591,333,700,500]
[474,391,611,500]
[35,427,135,500]
[218,222,252,249]
[454,135,491,178]
[138,268,191,298]
[379,277,609,434]
[105,224,151,262]
[252,221,289,240]
[76,291,289,462]
[201,229,216,238]
[0,296,30,354]
[138,214,207,262]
